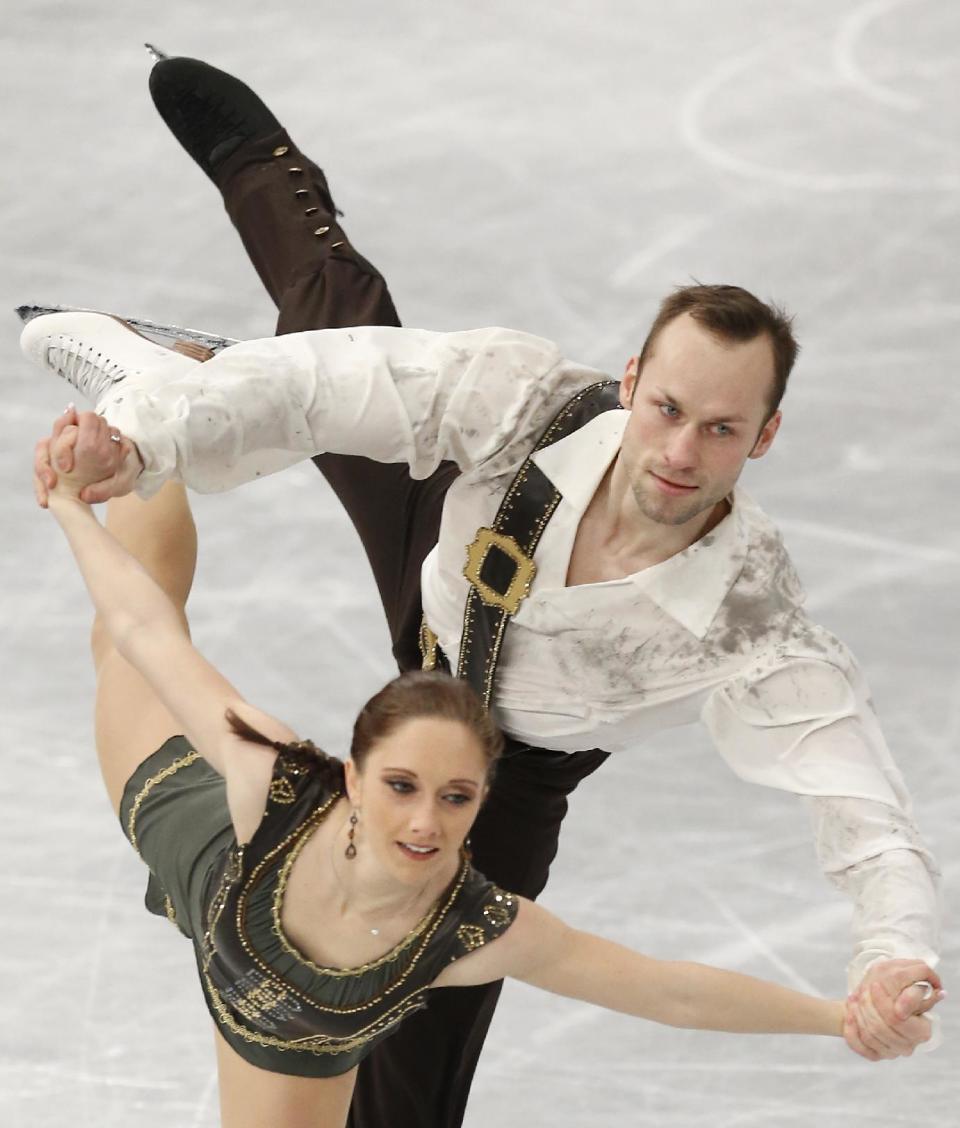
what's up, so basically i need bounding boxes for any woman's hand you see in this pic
[35,408,143,507]
[45,425,86,501]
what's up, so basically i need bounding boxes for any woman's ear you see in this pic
[343,758,360,805]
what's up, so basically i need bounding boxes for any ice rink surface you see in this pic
[1,1,958,1124]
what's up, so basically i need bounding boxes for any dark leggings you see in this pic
[215,131,608,1127]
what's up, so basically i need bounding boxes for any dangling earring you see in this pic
[345,809,359,859]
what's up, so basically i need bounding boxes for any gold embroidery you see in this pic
[220,967,304,1029]
[419,618,439,671]
[163,895,179,928]
[202,846,244,972]
[462,527,537,615]
[203,964,427,1056]
[126,750,201,854]
[236,834,470,1013]
[456,924,486,952]
[269,776,297,805]
[270,807,437,977]
[482,903,512,929]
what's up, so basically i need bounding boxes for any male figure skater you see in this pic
[29,57,941,1128]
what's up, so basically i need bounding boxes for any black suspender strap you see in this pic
[421,380,621,706]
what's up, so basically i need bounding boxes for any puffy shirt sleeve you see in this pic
[702,633,940,990]
[701,639,910,806]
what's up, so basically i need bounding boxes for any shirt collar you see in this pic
[531,408,748,639]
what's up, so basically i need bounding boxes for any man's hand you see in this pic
[843,959,943,1061]
[34,407,143,507]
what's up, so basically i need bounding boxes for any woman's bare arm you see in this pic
[434,898,939,1041]
[45,421,295,840]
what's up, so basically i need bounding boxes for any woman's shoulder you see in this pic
[441,862,520,959]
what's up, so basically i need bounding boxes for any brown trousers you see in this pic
[215,131,608,1127]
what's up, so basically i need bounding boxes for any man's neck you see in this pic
[567,463,729,586]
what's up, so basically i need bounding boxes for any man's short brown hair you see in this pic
[637,284,798,419]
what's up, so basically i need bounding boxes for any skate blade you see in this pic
[14,303,238,354]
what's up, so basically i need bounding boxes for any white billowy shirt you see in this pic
[105,324,940,987]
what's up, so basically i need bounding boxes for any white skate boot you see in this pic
[20,311,202,408]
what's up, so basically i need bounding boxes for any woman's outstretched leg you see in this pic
[92,482,198,812]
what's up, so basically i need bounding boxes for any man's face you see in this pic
[618,312,781,528]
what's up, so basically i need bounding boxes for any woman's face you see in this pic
[344,717,488,884]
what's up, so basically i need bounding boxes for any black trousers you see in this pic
[215,131,609,1127]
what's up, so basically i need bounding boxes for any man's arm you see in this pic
[92,324,572,498]
[702,648,942,1055]
[805,796,940,985]
[805,795,942,1059]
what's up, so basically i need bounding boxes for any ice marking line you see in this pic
[610,217,714,288]
[799,199,954,320]
[189,1069,220,1128]
[690,880,821,996]
[78,851,126,1126]
[679,39,960,192]
[833,0,924,112]
[778,517,959,565]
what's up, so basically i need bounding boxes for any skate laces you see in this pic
[44,336,127,402]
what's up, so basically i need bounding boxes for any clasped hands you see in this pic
[34,407,141,506]
[842,958,943,1060]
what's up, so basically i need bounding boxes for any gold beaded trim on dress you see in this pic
[218,771,470,1011]
[202,965,428,1056]
[456,924,486,952]
[235,848,469,1012]
[126,750,201,854]
[270,812,439,977]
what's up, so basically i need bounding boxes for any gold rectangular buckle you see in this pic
[463,527,537,615]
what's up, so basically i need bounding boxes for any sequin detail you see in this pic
[126,750,201,854]
[456,924,487,952]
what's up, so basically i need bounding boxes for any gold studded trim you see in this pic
[455,380,618,706]
[456,923,486,952]
[202,964,427,1056]
[482,902,513,929]
[233,797,471,1012]
[419,619,439,671]
[270,817,438,978]
[202,846,244,972]
[126,750,201,855]
[269,775,297,805]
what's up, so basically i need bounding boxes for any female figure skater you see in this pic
[39,409,936,1128]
